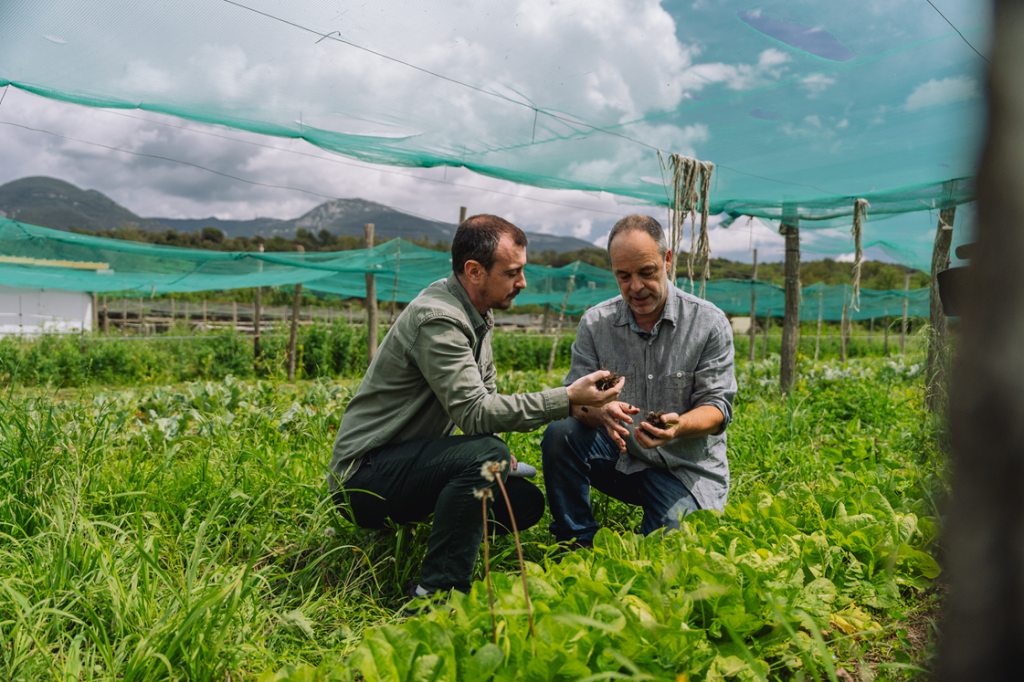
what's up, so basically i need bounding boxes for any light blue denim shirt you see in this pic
[564,284,737,511]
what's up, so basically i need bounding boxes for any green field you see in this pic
[0,352,945,681]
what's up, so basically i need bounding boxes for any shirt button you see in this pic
[676,372,682,378]
[648,374,653,380]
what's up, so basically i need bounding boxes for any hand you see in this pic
[566,370,624,407]
[511,455,518,471]
[634,412,680,449]
[599,401,641,452]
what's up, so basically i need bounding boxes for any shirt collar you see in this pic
[446,272,493,332]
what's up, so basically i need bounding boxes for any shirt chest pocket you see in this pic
[655,370,695,415]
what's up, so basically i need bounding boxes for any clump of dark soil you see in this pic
[595,371,620,391]
[644,411,668,429]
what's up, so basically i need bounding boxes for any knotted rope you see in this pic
[851,198,869,311]
[661,153,715,297]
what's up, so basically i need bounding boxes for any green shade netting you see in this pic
[1,216,927,320]
[0,0,987,257]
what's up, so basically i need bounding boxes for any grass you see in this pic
[0,352,946,680]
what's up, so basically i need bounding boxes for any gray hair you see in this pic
[607,215,668,257]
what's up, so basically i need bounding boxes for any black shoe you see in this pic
[400,582,450,619]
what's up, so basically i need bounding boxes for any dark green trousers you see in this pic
[335,434,544,593]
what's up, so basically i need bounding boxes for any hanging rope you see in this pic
[850,198,869,311]
[660,153,715,296]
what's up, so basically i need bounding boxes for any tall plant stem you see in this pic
[493,475,534,637]
[481,495,496,644]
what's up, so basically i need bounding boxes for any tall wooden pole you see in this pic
[883,315,890,355]
[940,5,1024,675]
[102,295,109,335]
[288,247,304,381]
[254,243,264,367]
[761,309,770,362]
[749,249,758,362]
[459,206,467,225]
[548,269,577,373]
[91,293,98,333]
[927,203,957,410]
[814,292,823,361]
[840,300,848,362]
[900,273,910,354]
[364,223,378,363]
[780,206,801,393]
[139,297,146,336]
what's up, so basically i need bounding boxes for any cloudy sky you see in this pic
[0,84,801,261]
[0,0,986,266]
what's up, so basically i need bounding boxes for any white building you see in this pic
[0,285,93,335]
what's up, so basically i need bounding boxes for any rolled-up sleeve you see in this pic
[690,314,737,434]
[410,317,569,434]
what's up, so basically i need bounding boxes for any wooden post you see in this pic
[184,300,190,333]
[749,248,758,363]
[548,267,577,373]
[939,8,1024,676]
[139,297,146,336]
[761,309,770,362]
[288,246,304,381]
[542,303,551,334]
[102,295,110,335]
[254,243,264,367]
[390,239,401,326]
[940,3,1024,672]
[927,203,957,410]
[780,206,801,392]
[232,301,238,329]
[122,295,128,330]
[171,298,176,326]
[883,315,890,355]
[459,206,467,225]
[202,299,208,329]
[364,223,378,363]
[840,301,848,362]
[900,273,910,354]
[91,293,98,333]
[814,292,823,361]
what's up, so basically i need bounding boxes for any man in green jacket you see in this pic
[327,214,622,597]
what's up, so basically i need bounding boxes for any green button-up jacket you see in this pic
[327,273,570,491]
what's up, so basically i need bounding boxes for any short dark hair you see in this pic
[452,214,528,274]
[607,214,668,257]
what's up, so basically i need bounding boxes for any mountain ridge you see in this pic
[0,176,597,254]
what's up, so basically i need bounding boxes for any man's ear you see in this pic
[664,249,673,277]
[463,259,485,284]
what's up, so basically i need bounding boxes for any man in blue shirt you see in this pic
[542,214,737,546]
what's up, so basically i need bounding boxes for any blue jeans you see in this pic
[541,417,700,543]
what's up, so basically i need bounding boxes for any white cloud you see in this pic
[679,49,791,92]
[573,219,593,239]
[835,252,856,262]
[904,76,979,111]
[801,73,837,94]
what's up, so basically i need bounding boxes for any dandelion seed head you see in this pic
[473,487,494,500]
[479,460,506,481]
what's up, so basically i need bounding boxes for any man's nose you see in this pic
[515,272,526,290]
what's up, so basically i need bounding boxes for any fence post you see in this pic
[202,299,208,329]
[254,243,264,368]
[102,295,110,335]
[548,266,577,373]
[780,205,801,392]
[91,293,98,333]
[900,273,910,354]
[139,297,146,336]
[840,300,848,362]
[232,301,238,329]
[364,223,378,363]
[288,246,304,381]
[749,248,758,362]
[814,291,823,361]
[927,200,956,410]
[884,315,890,355]
[761,309,770,362]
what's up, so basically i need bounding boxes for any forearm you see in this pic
[672,405,724,438]
[570,403,603,428]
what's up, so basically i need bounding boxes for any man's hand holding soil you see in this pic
[565,369,625,408]
[633,405,725,449]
